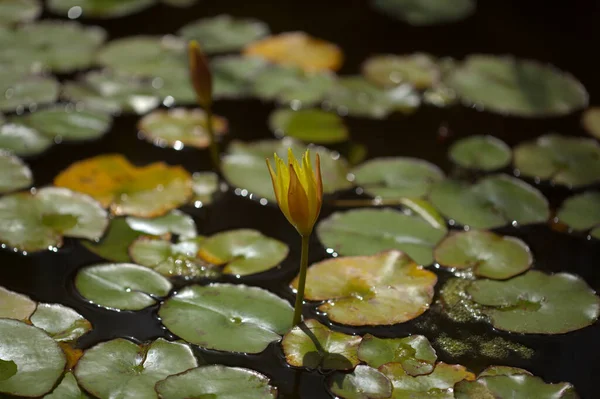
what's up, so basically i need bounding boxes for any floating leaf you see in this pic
[282,319,361,370]
[317,208,447,265]
[268,108,348,144]
[126,209,197,240]
[557,192,600,238]
[0,152,32,194]
[43,372,91,399]
[82,218,144,262]
[0,319,66,397]
[429,174,549,229]
[211,55,269,99]
[434,230,532,280]
[0,74,59,112]
[362,53,440,89]
[178,14,270,54]
[582,107,600,139]
[455,373,579,399]
[75,263,172,311]
[0,187,108,252]
[371,0,475,26]
[30,303,92,342]
[513,134,600,188]
[159,284,293,353]
[328,365,393,399]
[0,359,17,382]
[0,123,53,157]
[155,365,278,399]
[292,250,437,326]
[446,55,588,117]
[74,338,197,399]
[467,270,600,334]
[0,0,41,26]
[47,0,155,18]
[191,171,219,206]
[0,287,36,320]
[357,334,436,375]
[449,135,512,171]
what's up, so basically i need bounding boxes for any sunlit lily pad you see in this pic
[159,283,293,353]
[362,53,440,89]
[211,55,269,99]
[434,230,532,280]
[0,123,53,156]
[328,365,393,399]
[30,303,92,342]
[0,152,32,194]
[155,365,278,399]
[54,154,193,217]
[0,74,59,112]
[357,334,436,375]
[0,0,41,26]
[0,187,108,252]
[74,338,197,399]
[0,319,66,397]
[449,135,512,171]
[75,263,172,311]
[191,171,219,206]
[317,208,447,265]
[47,0,155,19]
[126,209,197,239]
[513,134,600,188]
[281,319,361,370]
[292,250,437,326]
[582,107,600,139]
[446,55,588,117]
[43,372,91,399]
[178,14,270,54]
[467,270,600,334]
[557,192,600,239]
[429,174,549,229]
[268,108,349,144]
[372,0,475,26]
[0,286,36,320]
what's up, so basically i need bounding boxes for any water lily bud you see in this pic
[188,40,213,109]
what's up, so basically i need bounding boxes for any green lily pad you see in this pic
[126,210,197,240]
[449,135,512,171]
[328,365,393,399]
[582,107,600,139]
[74,338,197,399]
[292,250,437,326]
[434,230,532,280]
[222,138,352,202]
[362,53,440,89]
[0,0,41,26]
[467,270,600,334]
[43,372,91,399]
[0,187,108,252]
[158,283,293,353]
[75,263,172,311]
[513,134,600,188]
[0,152,32,194]
[47,0,156,19]
[429,174,550,229]
[357,334,436,375]
[155,365,278,399]
[178,14,270,54]
[316,208,447,265]
[446,55,588,117]
[82,218,144,263]
[0,359,17,382]
[268,108,349,144]
[352,157,444,200]
[191,171,219,207]
[0,123,53,157]
[0,286,36,320]
[30,303,92,342]
[0,75,59,113]
[455,373,579,399]
[281,319,361,370]
[197,229,288,276]
[211,55,269,99]
[0,319,66,397]
[557,192,600,238]
[371,0,475,26]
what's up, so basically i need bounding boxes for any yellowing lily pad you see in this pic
[357,334,437,375]
[449,135,512,171]
[269,108,349,144]
[0,152,32,194]
[0,123,53,157]
[47,0,155,19]
[0,0,41,26]
[0,286,36,321]
[372,0,476,26]
[292,250,437,326]
[557,191,600,239]
[43,372,92,399]
[362,53,440,89]
[30,303,92,343]
[54,154,192,217]
[328,365,393,399]
[582,107,600,139]
[467,270,600,334]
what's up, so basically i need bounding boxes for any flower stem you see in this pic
[204,105,221,172]
[293,234,310,326]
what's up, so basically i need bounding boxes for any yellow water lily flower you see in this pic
[266,149,323,236]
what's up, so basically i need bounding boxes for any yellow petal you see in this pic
[288,164,311,235]
[302,150,317,219]
[315,152,323,201]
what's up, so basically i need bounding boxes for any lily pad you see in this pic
[126,209,197,240]
[478,366,532,378]
[75,263,172,311]
[0,123,53,157]
[178,14,270,54]
[281,319,361,370]
[0,359,17,382]
[513,134,600,188]
[449,135,512,171]
[357,334,436,375]
[455,373,579,399]
[0,152,32,194]
[292,250,437,326]
[155,365,278,399]
[0,187,108,252]
[582,107,600,139]
[328,365,393,399]
[47,0,156,19]
[222,138,352,202]
[82,218,145,263]
[0,0,41,26]
[268,108,349,144]
[371,0,475,26]
[158,283,293,353]
[211,55,269,99]
[316,208,447,265]
[30,303,92,342]
[0,74,60,113]
[43,372,91,399]
[74,338,197,399]
[467,270,600,334]
[352,157,444,200]
[191,171,219,206]
[0,319,66,397]
[557,192,600,239]
[0,286,36,320]
[429,174,550,229]
[434,230,532,280]
[54,154,193,218]
[362,53,440,89]
[446,55,588,117]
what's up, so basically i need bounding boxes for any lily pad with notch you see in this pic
[557,191,600,239]
[0,286,36,321]
[268,108,349,144]
[449,135,512,171]
[0,0,41,26]
[328,365,393,399]
[30,303,92,343]
[362,53,440,89]
[0,152,32,194]
[371,0,476,26]
[0,122,54,157]
[47,0,156,19]
[43,372,92,399]
[357,334,437,375]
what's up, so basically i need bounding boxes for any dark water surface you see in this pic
[2,0,600,398]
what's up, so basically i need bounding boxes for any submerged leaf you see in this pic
[357,334,437,375]
[0,359,17,382]
[0,152,32,194]
[328,365,393,399]
[449,135,512,171]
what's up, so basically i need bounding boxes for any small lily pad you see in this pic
[155,365,278,399]
[191,171,219,206]
[582,107,600,139]
[74,338,197,399]
[317,208,447,265]
[429,174,550,229]
[47,0,155,19]
[281,319,361,370]
[0,0,41,26]
[328,365,393,399]
[455,373,579,399]
[0,123,53,157]
[292,250,437,326]
[211,55,269,99]
[372,0,475,26]
[30,303,92,342]
[0,286,36,321]
[75,263,172,311]
[268,108,349,144]
[0,152,32,194]
[449,135,512,171]
[43,372,91,399]
[513,134,600,188]
[467,270,600,334]
[126,209,197,240]
[557,192,600,239]
[0,75,59,112]
[362,53,440,89]
[434,230,532,280]
[357,334,436,375]
[178,14,270,54]
[158,283,293,353]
